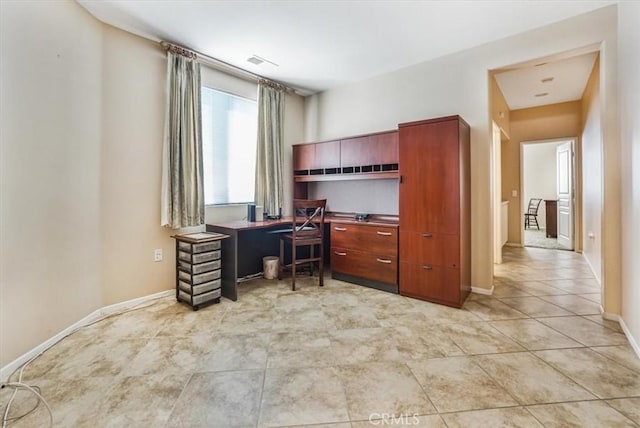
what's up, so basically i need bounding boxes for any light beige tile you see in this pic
[582,315,624,333]
[590,345,640,373]
[217,308,276,334]
[408,357,517,412]
[408,300,483,324]
[156,308,226,336]
[324,304,382,330]
[124,336,210,376]
[578,293,602,303]
[272,307,336,332]
[329,327,402,364]
[167,370,263,428]
[77,307,169,339]
[441,407,543,428]
[274,292,321,312]
[607,398,640,424]
[259,367,349,427]
[393,325,464,359]
[537,316,629,346]
[287,424,352,428]
[498,296,573,317]
[351,414,446,427]
[491,285,533,298]
[474,352,595,404]
[489,319,582,350]
[511,281,568,296]
[199,333,270,371]
[1,377,115,428]
[439,322,524,355]
[267,331,338,368]
[463,299,529,320]
[47,336,150,378]
[535,348,640,398]
[337,361,435,420]
[538,295,601,315]
[77,373,187,427]
[526,400,636,427]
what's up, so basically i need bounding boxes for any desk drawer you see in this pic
[178,259,221,274]
[331,246,397,285]
[331,223,398,256]
[178,250,221,264]
[178,269,221,285]
[178,239,221,254]
[399,231,459,268]
[399,262,460,305]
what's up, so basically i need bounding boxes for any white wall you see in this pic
[522,142,559,229]
[582,59,603,283]
[0,1,103,367]
[309,180,399,215]
[0,0,306,368]
[305,6,619,295]
[618,0,640,352]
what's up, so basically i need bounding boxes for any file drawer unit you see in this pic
[173,232,229,310]
[330,220,399,293]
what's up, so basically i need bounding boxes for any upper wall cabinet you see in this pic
[341,132,398,167]
[293,130,398,182]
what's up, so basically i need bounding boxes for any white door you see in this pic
[556,141,574,249]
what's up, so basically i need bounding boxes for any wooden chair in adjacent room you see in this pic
[524,198,543,230]
[278,199,327,291]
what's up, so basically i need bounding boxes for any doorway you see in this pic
[521,138,576,251]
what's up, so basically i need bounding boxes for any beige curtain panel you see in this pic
[255,82,285,217]
[161,51,205,229]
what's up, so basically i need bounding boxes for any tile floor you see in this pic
[2,247,639,427]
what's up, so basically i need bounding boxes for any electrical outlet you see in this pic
[154,248,163,262]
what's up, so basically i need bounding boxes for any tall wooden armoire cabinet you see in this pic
[398,115,471,308]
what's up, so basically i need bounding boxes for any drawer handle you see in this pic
[334,251,347,256]
[376,231,392,236]
[376,258,392,264]
[423,265,433,270]
[334,227,347,232]
[422,233,433,238]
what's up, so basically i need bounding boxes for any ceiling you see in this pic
[78,0,615,95]
[494,52,598,110]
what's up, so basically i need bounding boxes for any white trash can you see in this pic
[263,256,279,279]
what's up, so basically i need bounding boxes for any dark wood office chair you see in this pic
[278,199,326,291]
[524,198,543,230]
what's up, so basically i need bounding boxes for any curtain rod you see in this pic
[160,41,296,94]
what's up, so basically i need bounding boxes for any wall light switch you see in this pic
[154,248,163,262]
[511,190,518,197]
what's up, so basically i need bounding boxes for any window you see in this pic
[201,87,258,205]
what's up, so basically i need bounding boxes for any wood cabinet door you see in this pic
[369,131,399,165]
[293,144,315,171]
[340,136,369,167]
[399,231,459,268]
[314,140,340,169]
[399,119,460,234]
[399,262,460,306]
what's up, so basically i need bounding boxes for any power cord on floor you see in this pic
[1,296,167,427]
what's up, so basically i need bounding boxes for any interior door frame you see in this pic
[519,137,578,249]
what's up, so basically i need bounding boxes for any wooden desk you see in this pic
[545,200,558,238]
[206,218,296,301]
[207,214,399,301]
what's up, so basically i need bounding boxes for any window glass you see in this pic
[201,87,258,205]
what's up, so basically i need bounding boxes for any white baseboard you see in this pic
[602,311,640,360]
[471,285,494,295]
[0,289,173,382]
[504,243,522,248]
[582,253,602,287]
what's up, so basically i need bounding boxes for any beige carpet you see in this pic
[524,228,568,250]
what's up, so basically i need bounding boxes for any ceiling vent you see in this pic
[541,77,554,83]
[247,55,278,67]
[535,92,549,97]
